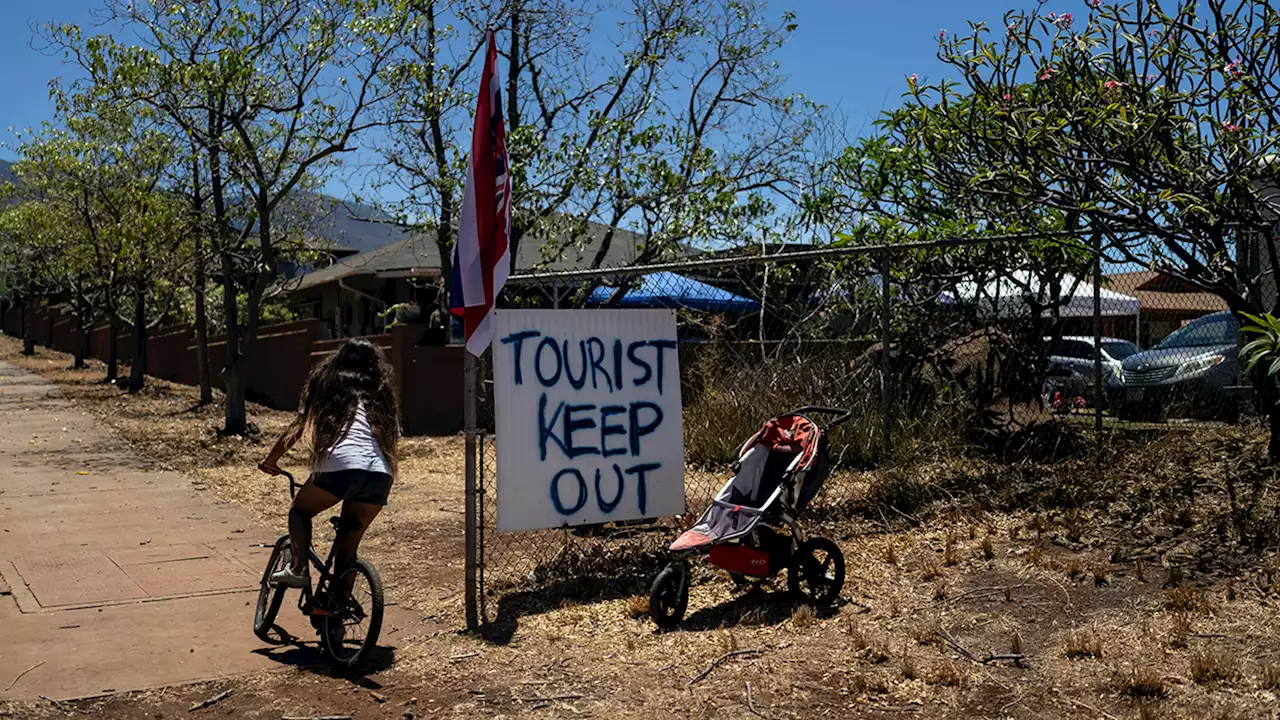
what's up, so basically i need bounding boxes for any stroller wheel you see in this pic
[649,561,690,629]
[788,537,845,607]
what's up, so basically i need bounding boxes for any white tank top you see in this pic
[313,401,391,475]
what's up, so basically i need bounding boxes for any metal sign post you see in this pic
[463,351,479,630]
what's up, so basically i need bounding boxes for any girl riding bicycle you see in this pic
[259,338,400,588]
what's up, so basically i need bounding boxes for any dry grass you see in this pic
[1091,564,1109,587]
[1168,613,1192,650]
[943,534,959,567]
[883,542,899,566]
[909,619,942,647]
[917,556,944,582]
[624,595,650,619]
[7,335,1280,719]
[980,537,996,561]
[851,672,891,696]
[791,605,815,629]
[1165,584,1209,614]
[1064,627,1104,660]
[927,661,964,687]
[1118,667,1170,699]
[1189,648,1241,686]
[1260,662,1280,690]
[900,651,920,681]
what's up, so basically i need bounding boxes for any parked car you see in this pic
[1108,310,1239,421]
[1042,336,1139,410]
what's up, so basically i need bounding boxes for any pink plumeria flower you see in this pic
[939,29,947,39]
[1056,12,1074,28]
[1039,66,1056,81]
[1003,93,1013,101]
[1087,0,1100,7]
[1103,80,1127,89]
[1226,59,1243,77]
[1222,122,1242,132]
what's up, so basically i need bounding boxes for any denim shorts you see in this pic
[311,469,393,506]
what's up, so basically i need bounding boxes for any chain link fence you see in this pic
[463,237,1252,627]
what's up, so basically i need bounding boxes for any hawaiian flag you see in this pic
[449,29,512,356]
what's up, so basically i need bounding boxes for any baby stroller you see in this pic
[649,406,851,629]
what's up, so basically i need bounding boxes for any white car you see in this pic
[1043,336,1141,408]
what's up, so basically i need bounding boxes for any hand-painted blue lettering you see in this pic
[625,463,661,515]
[650,340,677,395]
[627,341,652,387]
[563,404,600,458]
[562,340,588,390]
[587,337,611,391]
[594,465,625,513]
[535,337,562,387]
[613,339,623,393]
[537,394,568,461]
[599,405,628,457]
[550,468,588,516]
[628,401,663,455]
[499,330,540,385]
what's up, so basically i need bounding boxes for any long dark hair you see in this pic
[296,338,399,473]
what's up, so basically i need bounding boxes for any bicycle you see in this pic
[252,469,385,669]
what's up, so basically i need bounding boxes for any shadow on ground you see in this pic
[252,627,396,683]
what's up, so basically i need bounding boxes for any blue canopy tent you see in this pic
[588,271,760,312]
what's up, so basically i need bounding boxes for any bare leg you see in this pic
[332,500,383,567]
[289,481,342,575]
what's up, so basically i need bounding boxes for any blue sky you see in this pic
[0,1,1082,198]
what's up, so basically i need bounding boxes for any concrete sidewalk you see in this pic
[0,362,413,701]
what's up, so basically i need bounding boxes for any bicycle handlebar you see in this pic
[788,405,854,432]
[272,469,299,499]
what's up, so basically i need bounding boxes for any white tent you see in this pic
[951,271,1141,323]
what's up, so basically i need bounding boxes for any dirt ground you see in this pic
[3,336,1280,719]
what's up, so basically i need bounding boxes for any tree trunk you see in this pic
[72,310,87,369]
[20,297,34,356]
[194,236,213,404]
[128,286,147,393]
[220,247,246,434]
[106,317,119,382]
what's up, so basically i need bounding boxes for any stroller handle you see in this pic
[789,406,853,431]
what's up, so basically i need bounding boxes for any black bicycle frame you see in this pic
[279,470,348,617]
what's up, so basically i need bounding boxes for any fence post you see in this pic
[463,351,479,630]
[1093,233,1103,434]
[880,246,892,456]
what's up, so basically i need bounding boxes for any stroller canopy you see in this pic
[671,411,830,552]
[749,415,822,469]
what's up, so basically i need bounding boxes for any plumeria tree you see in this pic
[855,0,1280,454]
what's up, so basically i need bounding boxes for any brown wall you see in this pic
[391,325,467,435]
[5,310,468,436]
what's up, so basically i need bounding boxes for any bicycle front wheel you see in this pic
[320,559,384,669]
[253,534,291,642]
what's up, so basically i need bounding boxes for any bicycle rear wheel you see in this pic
[253,534,291,642]
[320,559,384,669]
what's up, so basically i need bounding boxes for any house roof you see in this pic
[1106,271,1229,314]
[292,218,659,292]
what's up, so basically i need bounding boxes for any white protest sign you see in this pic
[493,309,685,532]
